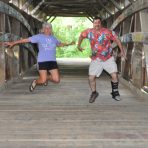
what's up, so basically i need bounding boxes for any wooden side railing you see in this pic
[0,1,41,89]
[110,0,148,92]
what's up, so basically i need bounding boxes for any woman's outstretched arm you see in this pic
[4,38,30,48]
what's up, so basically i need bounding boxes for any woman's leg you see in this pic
[29,62,60,91]
[29,70,47,92]
[36,70,48,84]
[47,69,60,83]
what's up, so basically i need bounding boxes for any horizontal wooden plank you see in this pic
[0,64,148,147]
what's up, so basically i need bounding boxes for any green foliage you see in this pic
[49,17,92,58]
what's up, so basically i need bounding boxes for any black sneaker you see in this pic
[89,92,99,103]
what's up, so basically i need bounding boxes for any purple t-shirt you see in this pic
[29,34,61,62]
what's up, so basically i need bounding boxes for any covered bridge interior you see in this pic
[0,0,148,92]
[0,0,148,147]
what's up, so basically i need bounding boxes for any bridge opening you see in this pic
[49,17,92,58]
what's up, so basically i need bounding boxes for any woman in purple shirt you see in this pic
[5,22,74,92]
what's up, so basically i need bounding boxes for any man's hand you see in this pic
[77,46,84,52]
[77,36,84,52]
[114,38,127,60]
[119,51,127,60]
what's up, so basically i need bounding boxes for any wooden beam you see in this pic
[46,12,56,21]
[21,0,33,11]
[0,1,34,35]
[85,11,94,20]
[91,5,102,17]
[50,16,56,23]
[111,0,148,29]
[86,16,93,22]
[109,0,122,10]
[96,0,112,16]
[31,0,45,15]
[128,0,136,3]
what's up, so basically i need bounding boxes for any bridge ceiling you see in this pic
[9,0,137,21]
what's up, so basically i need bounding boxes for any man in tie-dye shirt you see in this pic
[77,16,126,103]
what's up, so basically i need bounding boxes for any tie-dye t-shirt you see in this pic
[80,28,118,61]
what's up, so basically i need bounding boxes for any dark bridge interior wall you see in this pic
[0,0,148,93]
[115,13,145,89]
[0,0,42,89]
[110,0,148,90]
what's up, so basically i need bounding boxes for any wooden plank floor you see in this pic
[0,59,148,148]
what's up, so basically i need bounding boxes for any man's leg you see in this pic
[88,59,102,103]
[88,75,99,103]
[103,57,121,101]
[110,72,121,101]
[89,75,96,92]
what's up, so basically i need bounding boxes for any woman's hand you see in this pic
[3,39,29,48]
[58,41,75,47]
[77,46,84,52]
[69,41,75,45]
[4,42,15,48]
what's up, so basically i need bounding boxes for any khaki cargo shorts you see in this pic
[89,56,118,77]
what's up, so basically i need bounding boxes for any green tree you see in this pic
[49,17,92,58]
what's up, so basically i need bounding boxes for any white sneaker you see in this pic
[113,95,121,101]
